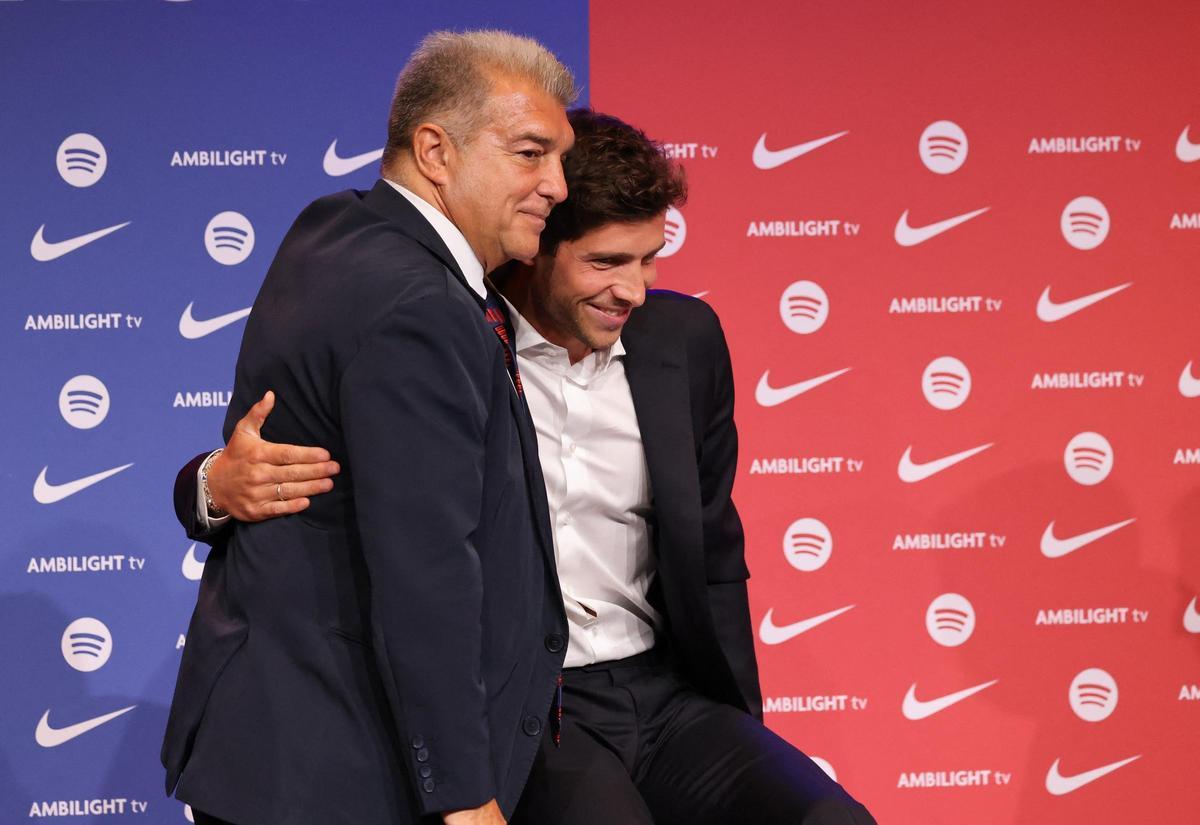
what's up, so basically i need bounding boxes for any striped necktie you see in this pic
[483,287,523,396]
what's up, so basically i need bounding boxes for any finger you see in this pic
[259,497,311,518]
[263,441,333,466]
[278,479,334,500]
[273,462,339,484]
[237,390,275,437]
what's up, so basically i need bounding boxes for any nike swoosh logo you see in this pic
[894,207,989,246]
[897,443,992,483]
[179,301,251,339]
[1045,755,1140,796]
[758,605,855,645]
[33,463,134,504]
[902,679,998,720]
[1040,518,1136,558]
[752,131,848,170]
[1177,126,1200,163]
[1036,282,1131,322]
[35,706,136,748]
[755,368,851,407]
[1179,361,1200,398]
[323,139,384,176]
[30,221,131,262]
[1184,597,1200,634]
[182,542,207,581]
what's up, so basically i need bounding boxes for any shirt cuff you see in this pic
[195,450,232,532]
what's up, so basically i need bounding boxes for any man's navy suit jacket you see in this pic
[161,180,568,824]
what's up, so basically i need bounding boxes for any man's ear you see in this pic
[410,123,453,186]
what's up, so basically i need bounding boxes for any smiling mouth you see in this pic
[587,304,631,325]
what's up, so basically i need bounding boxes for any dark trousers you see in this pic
[510,650,877,825]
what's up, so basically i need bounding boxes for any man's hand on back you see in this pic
[207,390,340,521]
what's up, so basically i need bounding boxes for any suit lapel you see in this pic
[622,312,706,598]
[361,179,484,311]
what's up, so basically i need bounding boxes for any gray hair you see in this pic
[381,30,577,168]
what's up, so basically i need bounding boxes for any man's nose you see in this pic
[539,155,568,205]
[611,269,647,308]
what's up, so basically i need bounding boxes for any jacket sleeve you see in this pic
[173,451,232,544]
[339,291,496,814]
[698,312,764,720]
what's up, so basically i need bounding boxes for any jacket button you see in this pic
[544,633,565,653]
[522,715,543,736]
[423,778,436,793]
[411,736,424,750]
[419,766,432,779]
[416,747,429,763]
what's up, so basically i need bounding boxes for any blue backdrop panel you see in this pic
[0,3,588,820]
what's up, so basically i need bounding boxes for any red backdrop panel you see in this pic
[591,0,1200,821]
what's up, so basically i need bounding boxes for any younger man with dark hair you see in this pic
[182,109,876,825]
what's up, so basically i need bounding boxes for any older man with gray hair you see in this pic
[161,31,575,825]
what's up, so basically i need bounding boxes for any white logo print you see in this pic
[897,442,992,483]
[902,679,997,720]
[921,356,971,410]
[755,368,851,408]
[778,280,829,334]
[205,211,255,265]
[1069,668,1118,722]
[1177,126,1200,163]
[57,133,107,187]
[59,375,110,429]
[1040,518,1135,559]
[182,543,206,581]
[752,131,848,170]
[323,139,384,177]
[35,706,135,748]
[1178,361,1200,398]
[809,757,837,781]
[1184,598,1200,633]
[30,221,131,262]
[33,463,133,504]
[918,120,968,174]
[179,302,252,339]
[659,207,687,258]
[758,605,855,645]
[1036,282,1131,323]
[925,593,975,647]
[783,518,832,572]
[61,617,113,672]
[1064,431,1113,485]
[1060,196,1109,250]
[1045,755,1140,795]
[894,207,989,246]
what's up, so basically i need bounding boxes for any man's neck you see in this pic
[385,162,491,272]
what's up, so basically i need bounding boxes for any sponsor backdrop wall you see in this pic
[3,1,1197,823]
[591,0,1200,822]
[0,3,588,823]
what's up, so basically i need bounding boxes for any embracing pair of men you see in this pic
[162,29,875,825]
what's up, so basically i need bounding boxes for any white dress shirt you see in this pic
[504,298,660,667]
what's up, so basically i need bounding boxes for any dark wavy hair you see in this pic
[539,108,687,254]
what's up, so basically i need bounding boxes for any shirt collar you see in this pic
[501,294,625,372]
[384,179,486,299]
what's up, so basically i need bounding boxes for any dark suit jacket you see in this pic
[162,180,567,824]
[621,292,763,719]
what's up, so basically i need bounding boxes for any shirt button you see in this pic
[522,716,543,736]
[545,633,565,653]
[416,748,429,763]
[411,736,424,750]
[423,778,436,793]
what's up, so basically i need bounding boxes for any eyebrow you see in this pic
[582,243,666,263]
[509,131,555,147]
